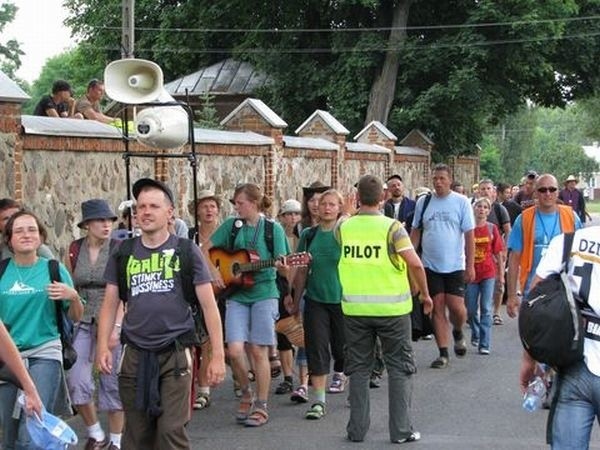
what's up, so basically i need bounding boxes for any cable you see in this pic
[86,14,600,33]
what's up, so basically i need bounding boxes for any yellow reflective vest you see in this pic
[338,214,412,316]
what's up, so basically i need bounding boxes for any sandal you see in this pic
[244,407,269,427]
[290,385,308,403]
[275,379,293,395]
[305,402,326,420]
[193,392,211,410]
[493,314,503,325]
[430,356,449,369]
[269,355,282,378]
[236,394,254,423]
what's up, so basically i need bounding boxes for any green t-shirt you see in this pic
[0,257,73,351]
[298,226,342,304]
[211,216,290,304]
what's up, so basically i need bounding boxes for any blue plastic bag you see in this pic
[25,406,78,449]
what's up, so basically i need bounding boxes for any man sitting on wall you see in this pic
[33,80,81,118]
[75,79,115,124]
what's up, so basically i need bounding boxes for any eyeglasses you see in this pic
[537,186,558,194]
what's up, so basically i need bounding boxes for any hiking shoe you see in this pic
[275,379,293,395]
[84,437,109,450]
[290,385,308,403]
[454,338,467,357]
[430,356,449,369]
[392,431,421,444]
[305,402,326,420]
[328,372,347,393]
[369,374,381,389]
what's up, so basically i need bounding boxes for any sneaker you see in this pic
[454,338,467,357]
[275,379,293,395]
[193,392,211,410]
[328,372,347,393]
[369,374,381,389]
[421,334,434,340]
[471,340,479,348]
[479,348,490,355]
[430,356,449,369]
[290,385,308,403]
[392,431,421,444]
[85,437,109,450]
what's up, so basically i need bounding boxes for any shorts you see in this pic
[303,298,345,375]
[225,298,279,346]
[426,269,466,298]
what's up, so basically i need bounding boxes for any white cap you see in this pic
[280,199,302,215]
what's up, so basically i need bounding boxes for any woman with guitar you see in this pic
[206,183,291,428]
[188,190,222,411]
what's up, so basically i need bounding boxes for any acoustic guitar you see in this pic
[209,248,311,294]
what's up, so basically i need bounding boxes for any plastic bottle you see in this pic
[522,376,547,412]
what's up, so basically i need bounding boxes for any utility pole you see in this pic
[122,0,135,58]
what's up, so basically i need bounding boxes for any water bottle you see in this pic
[522,376,546,412]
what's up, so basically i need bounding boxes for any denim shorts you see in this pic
[225,298,279,345]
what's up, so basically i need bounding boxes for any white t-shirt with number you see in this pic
[536,226,600,376]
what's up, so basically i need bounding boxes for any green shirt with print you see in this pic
[211,216,290,304]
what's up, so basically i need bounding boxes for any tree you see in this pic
[0,2,23,79]
[64,0,600,157]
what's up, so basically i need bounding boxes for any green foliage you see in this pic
[63,0,600,158]
[478,137,504,183]
[23,48,105,114]
[0,2,23,79]
[194,93,222,129]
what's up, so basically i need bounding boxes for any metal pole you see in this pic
[122,0,135,58]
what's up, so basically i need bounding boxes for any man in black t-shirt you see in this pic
[33,80,78,118]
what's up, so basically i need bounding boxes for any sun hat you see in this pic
[188,190,222,215]
[25,405,78,450]
[564,175,578,183]
[302,181,330,197]
[77,199,117,228]
[132,178,175,205]
[280,199,302,215]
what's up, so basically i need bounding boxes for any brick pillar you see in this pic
[265,129,283,199]
[334,134,346,189]
[0,102,24,200]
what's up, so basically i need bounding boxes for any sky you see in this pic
[5,0,73,83]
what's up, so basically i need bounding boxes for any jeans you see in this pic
[465,277,495,350]
[552,361,600,450]
[344,314,416,442]
[0,358,62,450]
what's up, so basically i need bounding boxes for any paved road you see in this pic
[67,310,600,449]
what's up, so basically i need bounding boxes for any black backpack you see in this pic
[115,237,208,346]
[518,232,584,370]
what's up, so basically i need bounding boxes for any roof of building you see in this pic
[194,128,273,146]
[283,135,338,151]
[400,128,434,146]
[0,71,30,103]
[346,142,390,154]
[395,146,430,156]
[354,120,397,141]
[220,98,287,128]
[165,59,270,97]
[295,110,350,136]
[21,115,123,138]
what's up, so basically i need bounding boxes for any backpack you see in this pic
[68,238,118,271]
[518,232,583,370]
[0,258,77,369]
[115,237,209,346]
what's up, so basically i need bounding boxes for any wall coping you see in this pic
[0,71,29,103]
[283,135,338,151]
[220,98,287,129]
[346,142,390,154]
[295,110,350,136]
[354,120,397,142]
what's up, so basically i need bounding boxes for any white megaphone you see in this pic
[104,59,189,149]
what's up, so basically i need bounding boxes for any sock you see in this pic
[198,386,210,395]
[439,347,449,358]
[87,422,105,442]
[452,329,464,341]
[255,400,268,410]
[314,388,326,403]
[109,433,122,448]
[284,375,293,384]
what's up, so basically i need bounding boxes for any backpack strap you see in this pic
[0,258,9,280]
[304,225,319,251]
[48,259,66,338]
[417,193,433,230]
[264,218,274,256]
[561,232,575,273]
[116,238,137,303]
[68,238,85,271]
[229,220,243,250]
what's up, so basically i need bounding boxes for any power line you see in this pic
[87,14,600,33]
[78,30,600,54]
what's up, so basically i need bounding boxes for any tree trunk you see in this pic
[365,0,412,126]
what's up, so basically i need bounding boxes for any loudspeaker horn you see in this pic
[104,58,189,149]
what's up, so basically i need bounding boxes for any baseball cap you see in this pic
[132,178,174,205]
[280,199,302,215]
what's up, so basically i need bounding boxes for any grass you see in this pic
[586,200,600,215]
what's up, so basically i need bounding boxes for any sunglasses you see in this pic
[537,186,558,194]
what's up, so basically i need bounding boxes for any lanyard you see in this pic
[245,216,263,249]
[536,210,558,245]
